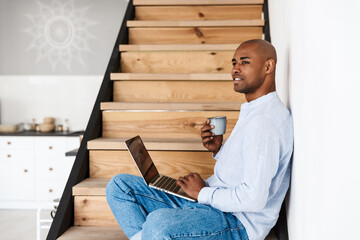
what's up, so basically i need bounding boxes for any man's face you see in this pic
[231,44,266,94]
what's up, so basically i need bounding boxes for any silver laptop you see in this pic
[125,136,196,202]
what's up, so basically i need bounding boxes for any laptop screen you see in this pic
[125,136,160,184]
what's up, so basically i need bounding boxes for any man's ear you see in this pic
[265,59,275,74]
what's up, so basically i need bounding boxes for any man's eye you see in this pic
[232,62,236,66]
[241,61,249,64]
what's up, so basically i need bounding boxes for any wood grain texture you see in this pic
[135,6,262,20]
[119,44,239,51]
[89,150,215,179]
[87,137,207,151]
[74,195,277,239]
[102,111,239,139]
[73,178,110,196]
[113,81,244,103]
[127,20,264,27]
[58,226,276,240]
[58,226,127,240]
[129,27,263,44]
[74,196,116,226]
[110,73,232,81]
[101,102,242,111]
[120,51,233,73]
[134,0,264,5]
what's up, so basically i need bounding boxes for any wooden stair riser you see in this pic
[121,51,233,73]
[135,5,262,20]
[113,81,244,103]
[102,111,239,139]
[129,27,263,44]
[75,196,116,227]
[90,150,215,179]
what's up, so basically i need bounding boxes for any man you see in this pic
[106,39,294,240]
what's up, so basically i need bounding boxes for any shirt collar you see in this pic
[240,91,277,111]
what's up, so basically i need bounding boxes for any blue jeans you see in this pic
[106,174,249,240]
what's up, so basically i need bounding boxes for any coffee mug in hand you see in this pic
[208,116,227,136]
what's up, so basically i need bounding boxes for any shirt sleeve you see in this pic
[212,144,224,160]
[198,117,281,212]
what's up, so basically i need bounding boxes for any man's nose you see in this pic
[232,66,240,75]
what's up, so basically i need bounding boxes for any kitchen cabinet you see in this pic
[0,134,80,208]
[0,162,34,200]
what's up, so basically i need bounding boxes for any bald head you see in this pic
[231,39,277,102]
[239,39,277,64]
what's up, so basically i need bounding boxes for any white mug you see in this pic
[208,116,227,136]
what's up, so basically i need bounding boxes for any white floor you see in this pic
[0,209,51,240]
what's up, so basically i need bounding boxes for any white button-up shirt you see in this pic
[198,91,294,240]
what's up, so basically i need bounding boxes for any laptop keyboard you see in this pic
[154,175,181,193]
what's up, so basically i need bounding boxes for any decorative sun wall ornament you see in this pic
[23,0,97,71]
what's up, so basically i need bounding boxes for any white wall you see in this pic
[0,0,128,131]
[269,0,360,239]
[0,0,127,75]
[0,76,102,131]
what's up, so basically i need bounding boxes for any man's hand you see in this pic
[201,119,223,155]
[176,173,206,200]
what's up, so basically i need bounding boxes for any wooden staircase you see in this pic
[52,0,277,239]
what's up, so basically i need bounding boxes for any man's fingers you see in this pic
[202,136,214,143]
[202,119,210,127]
[193,173,200,177]
[185,173,200,180]
[176,179,185,187]
[201,135,214,142]
[188,173,199,179]
[201,131,214,139]
[201,119,214,132]
[178,176,188,183]
[201,125,214,133]
[179,173,197,182]
[185,173,194,179]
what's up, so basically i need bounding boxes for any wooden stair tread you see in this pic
[58,226,276,240]
[73,178,109,196]
[88,137,206,151]
[127,19,265,27]
[111,73,232,81]
[119,44,239,51]
[134,0,264,5]
[101,102,241,111]
[57,226,127,240]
